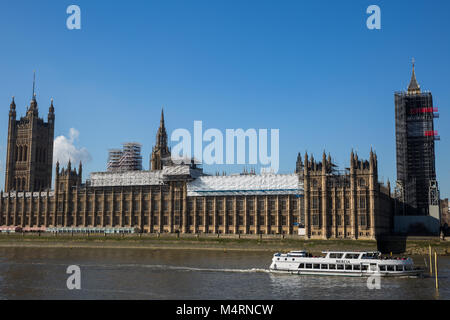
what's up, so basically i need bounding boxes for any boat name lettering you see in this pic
[336,260,351,264]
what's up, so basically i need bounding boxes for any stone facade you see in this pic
[299,151,392,239]
[1,106,394,239]
[4,94,55,193]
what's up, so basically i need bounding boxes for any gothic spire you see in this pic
[407,58,421,94]
[29,71,38,112]
[156,107,168,149]
[10,96,16,110]
[32,71,36,102]
[151,108,171,171]
[49,98,54,114]
[160,107,165,128]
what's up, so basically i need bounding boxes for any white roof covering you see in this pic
[162,165,203,178]
[187,173,303,196]
[89,171,164,187]
[88,164,203,187]
[162,165,191,175]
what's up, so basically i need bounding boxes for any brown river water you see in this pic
[0,247,448,299]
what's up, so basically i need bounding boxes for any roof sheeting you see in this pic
[162,165,203,178]
[88,164,203,187]
[187,173,303,196]
[89,171,164,187]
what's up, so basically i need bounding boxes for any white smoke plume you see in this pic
[53,128,92,166]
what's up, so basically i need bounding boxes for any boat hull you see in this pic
[269,268,423,277]
[269,250,423,278]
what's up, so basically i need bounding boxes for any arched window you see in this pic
[18,146,22,162]
[23,146,27,162]
[359,178,366,187]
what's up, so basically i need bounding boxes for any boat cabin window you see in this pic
[387,265,394,272]
[313,264,320,269]
[345,265,352,271]
[361,252,379,259]
[405,265,412,271]
[299,263,305,268]
[353,265,361,270]
[329,253,343,259]
[344,253,360,259]
[379,265,386,271]
[337,264,344,270]
[305,264,312,269]
[395,265,403,272]
[329,264,336,270]
[290,251,307,257]
[292,258,295,261]
[321,264,328,269]
[361,265,368,271]
[277,258,280,261]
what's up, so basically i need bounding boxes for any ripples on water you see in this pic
[0,247,448,300]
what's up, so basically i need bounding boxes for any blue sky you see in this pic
[0,0,449,198]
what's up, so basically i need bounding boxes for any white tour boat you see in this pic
[269,250,423,277]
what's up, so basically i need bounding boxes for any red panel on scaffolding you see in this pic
[424,130,438,137]
[410,107,438,114]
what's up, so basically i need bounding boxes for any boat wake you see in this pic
[116,264,271,274]
[2,261,270,274]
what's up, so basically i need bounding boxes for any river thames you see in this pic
[0,247,448,300]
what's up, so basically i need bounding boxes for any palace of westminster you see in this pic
[1,64,439,239]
